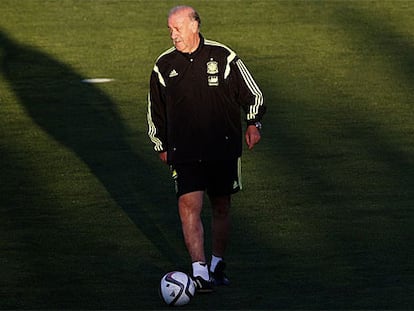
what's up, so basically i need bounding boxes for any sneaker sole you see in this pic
[197,288,214,293]
[192,278,213,293]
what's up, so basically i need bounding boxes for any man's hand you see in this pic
[245,125,261,150]
[159,151,168,163]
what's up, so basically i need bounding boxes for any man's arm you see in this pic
[230,57,266,149]
[147,68,167,155]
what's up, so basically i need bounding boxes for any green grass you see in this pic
[1,0,414,309]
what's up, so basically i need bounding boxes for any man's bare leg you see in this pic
[178,190,206,262]
[179,190,213,291]
[209,194,231,285]
[210,195,231,258]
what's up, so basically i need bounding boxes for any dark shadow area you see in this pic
[257,92,413,309]
[2,3,414,307]
[238,5,414,308]
[0,29,185,297]
[334,5,414,88]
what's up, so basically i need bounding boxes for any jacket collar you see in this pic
[179,34,204,58]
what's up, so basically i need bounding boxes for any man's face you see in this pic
[168,10,198,53]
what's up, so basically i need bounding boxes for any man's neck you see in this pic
[188,34,201,54]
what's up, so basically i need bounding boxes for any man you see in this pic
[147,5,266,292]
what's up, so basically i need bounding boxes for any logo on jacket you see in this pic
[207,58,219,86]
[169,69,178,77]
[208,76,219,86]
[207,59,218,74]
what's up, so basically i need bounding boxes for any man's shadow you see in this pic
[0,29,182,266]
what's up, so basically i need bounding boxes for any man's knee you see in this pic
[210,195,231,217]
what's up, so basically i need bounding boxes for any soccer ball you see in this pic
[159,271,196,306]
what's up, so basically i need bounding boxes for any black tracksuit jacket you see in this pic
[147,35,266,164]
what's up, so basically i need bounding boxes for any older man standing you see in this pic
[147,5,266,292]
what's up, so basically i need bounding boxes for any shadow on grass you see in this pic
[334,5,414,87]
[1,3,414,308]
[252,92,414,309]
[0,29,185,308]
[239,4,414,309]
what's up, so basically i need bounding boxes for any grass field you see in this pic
[1,0,414,309]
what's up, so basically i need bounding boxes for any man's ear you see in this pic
[191,21,198,33]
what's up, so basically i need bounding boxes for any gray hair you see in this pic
[169,5,201,27]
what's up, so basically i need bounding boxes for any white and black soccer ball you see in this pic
[159,271,196,306]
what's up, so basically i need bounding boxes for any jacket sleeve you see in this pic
[229,57,266,126]
[147,66,167,152]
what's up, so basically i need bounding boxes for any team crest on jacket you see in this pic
[207,58,219,86]
[207,59,218,74]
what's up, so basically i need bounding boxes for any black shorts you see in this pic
[171,158,242,198]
